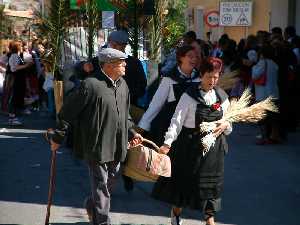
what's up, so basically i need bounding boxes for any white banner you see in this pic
[219,1,253,26]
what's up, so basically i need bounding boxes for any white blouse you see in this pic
[164,88,232,147]
[8,53,22,72]
[138,70,201,131]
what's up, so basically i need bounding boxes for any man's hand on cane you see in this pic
[50,140,60,152]
[45,129,60,151]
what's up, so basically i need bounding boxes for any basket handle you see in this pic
[142,138,160,152]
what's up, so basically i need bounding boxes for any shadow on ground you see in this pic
[1,115,300,225]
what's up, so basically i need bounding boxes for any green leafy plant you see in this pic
[0,5,15,45]
[148,0,169,62]
[163,1,186,53]
[0,4,5,53]
[117,0,143,58]
[146,0,186,61]
[36,0,70,79]
[85,0,100,60]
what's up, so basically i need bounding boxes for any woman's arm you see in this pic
[138,77,171,131]
[221,98,232,135]
[9,54,30,72]
[163,93,191,147]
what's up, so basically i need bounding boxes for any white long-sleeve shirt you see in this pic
[252,58,279,101]
[138,68,201,131]
[8,53,22,72]
[164,88,232,147]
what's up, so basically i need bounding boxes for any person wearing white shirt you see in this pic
[7,41,32,125]
[130,46,201,194]
[252,45,281,144]
[231,35,258,98]
[152,58,232,225]
[138,45,201,146]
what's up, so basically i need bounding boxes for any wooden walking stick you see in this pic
[44,129,57,225]
[44,80,63,224]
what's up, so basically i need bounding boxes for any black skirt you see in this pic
[151,127,225,212]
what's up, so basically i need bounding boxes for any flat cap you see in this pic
[108,30,129,44]
[98,48,127,63]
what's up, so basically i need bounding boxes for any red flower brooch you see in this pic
[211,102,221,111]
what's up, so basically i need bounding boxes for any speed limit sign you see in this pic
[205,10,220,28]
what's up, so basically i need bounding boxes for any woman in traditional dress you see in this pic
[138,45,201,146]
[123,45,201,192]
[252,44,280,144]
[152,57,232,225]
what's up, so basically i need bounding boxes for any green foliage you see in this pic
[85,0,100,59]
[120,0,144,58]
[144,0,187,61]
[0,5,6,37]
[147,0,169,62]
[0,5,14,40]
[36,0,70,78]
[163,0,187,53]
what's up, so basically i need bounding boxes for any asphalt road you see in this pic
[0,111,300,225]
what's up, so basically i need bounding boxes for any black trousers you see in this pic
[9,73,26,114]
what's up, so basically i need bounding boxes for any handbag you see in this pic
[253,60,267,86]
[123,138,171,182]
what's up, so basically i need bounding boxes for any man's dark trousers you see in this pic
[86,160,120,225]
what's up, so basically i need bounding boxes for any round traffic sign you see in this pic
[205,10,219,28]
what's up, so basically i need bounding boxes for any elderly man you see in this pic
[49,48,143,225]
[79,30,147,107]
[107,30,148,191]
[107,30,147,107]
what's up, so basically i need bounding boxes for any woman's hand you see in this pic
[213,120,230,137]
[159,144,170,155]
[128,133,143,148]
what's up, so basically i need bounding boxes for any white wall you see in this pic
[194,6,205,39]
[270,0,289,30]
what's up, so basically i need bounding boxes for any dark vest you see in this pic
[150,67,199,145]
[181,86,229,199]
[185,85,229,154]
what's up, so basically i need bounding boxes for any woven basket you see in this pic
[123,139,171,182]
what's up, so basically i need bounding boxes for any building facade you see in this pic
[187,0,300,42]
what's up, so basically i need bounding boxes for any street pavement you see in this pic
[0,111,300,225]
